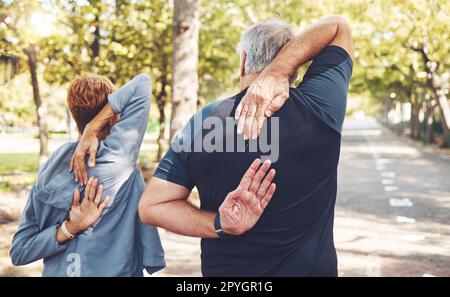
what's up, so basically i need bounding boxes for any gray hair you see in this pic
[237,20,298,83]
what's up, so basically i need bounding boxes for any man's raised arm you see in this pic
[235,15,353,140]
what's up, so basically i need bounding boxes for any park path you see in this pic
[335,118,450,276]
[1,118,449,276]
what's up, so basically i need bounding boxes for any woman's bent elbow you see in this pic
[10,246,24,266]
[138,200,157,226]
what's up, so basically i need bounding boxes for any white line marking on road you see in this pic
[381,171,396,178]
[422,273,436,277]
[396,216,416,223]
[376,164,387,171]
[402,234,426,241]
[366,253,381,277]
[382,179,395,185]
[376,158,390,164]
[389,198,413,207]
[384,186,399,191]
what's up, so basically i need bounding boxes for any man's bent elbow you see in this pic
[138,198,157,226]
[323,15,353,56]
[323,15,350,27]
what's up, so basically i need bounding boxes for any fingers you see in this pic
[69,155,75,173]
[88,138,98,168]
[236,97,249,135]
[255,116,265,138]
[94,184,103,206]
[73,156,78,182]
[74,151,88,185]
[73,154,83,185]
[238,159,262,191]
[83,176,93,201]
[84,177,94,201]
[256,168,276,198]
[79,157,88,185]
[248,159,271,193]
[242,101,257,140]
[73,153,79,183]
[222,187,242,208]
[234,97,245,121]
[264,93,288,117]
[98,196,110,213]
[260,183,276,209]
[251,103,267,139]
[87,177,98,201]
[72,188,80,207]
[249,113,259,140]
[88,148,96,168]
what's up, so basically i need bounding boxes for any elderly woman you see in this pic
[10,73,165,276]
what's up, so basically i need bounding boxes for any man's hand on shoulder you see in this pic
[235,71,290,140]
[234,15,353,141]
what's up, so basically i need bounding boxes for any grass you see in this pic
[0,148,158,192]
[0,153,39,192]
[0,130,162,192]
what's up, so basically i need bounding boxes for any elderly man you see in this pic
[139,14,353,277]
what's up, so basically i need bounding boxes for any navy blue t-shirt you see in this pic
[154,45,352,276]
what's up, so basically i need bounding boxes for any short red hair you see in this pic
[67,74,116,133]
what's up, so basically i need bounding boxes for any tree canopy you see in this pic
[1,0,449,148]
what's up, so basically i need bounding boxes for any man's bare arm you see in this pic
[263,15,352,80]
[138,159,276,238]
[235,15,353,140]
[139,178,219,238]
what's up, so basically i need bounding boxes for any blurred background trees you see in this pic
[0,0,449,163]
[170,0,199,140]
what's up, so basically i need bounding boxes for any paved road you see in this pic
[156,118,450,277]
[335,118,450,276]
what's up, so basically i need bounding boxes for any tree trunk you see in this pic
[156,70,169,162]
[170,0,199,140]
[411,44,450,147]
[157,99,167,162]
[89,0,101,61]
[24,44,48,162]
[92,15,100,59]
[410,98,421,140]
[435,93,450,147]
[423,106,435,144]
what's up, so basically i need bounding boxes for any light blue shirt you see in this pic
[10,74,166,276]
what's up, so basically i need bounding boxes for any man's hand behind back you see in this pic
[219,159,277,235]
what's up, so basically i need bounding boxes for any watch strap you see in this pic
[61,220,76,240]
[214,213,230,239]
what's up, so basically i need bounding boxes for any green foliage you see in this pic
[1,0,449,131]
[0,152,38,191]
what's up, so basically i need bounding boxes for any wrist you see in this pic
[84,122,101,135]
[65,220,84,235]
[262,65,288,79]
[214,213,233,238]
